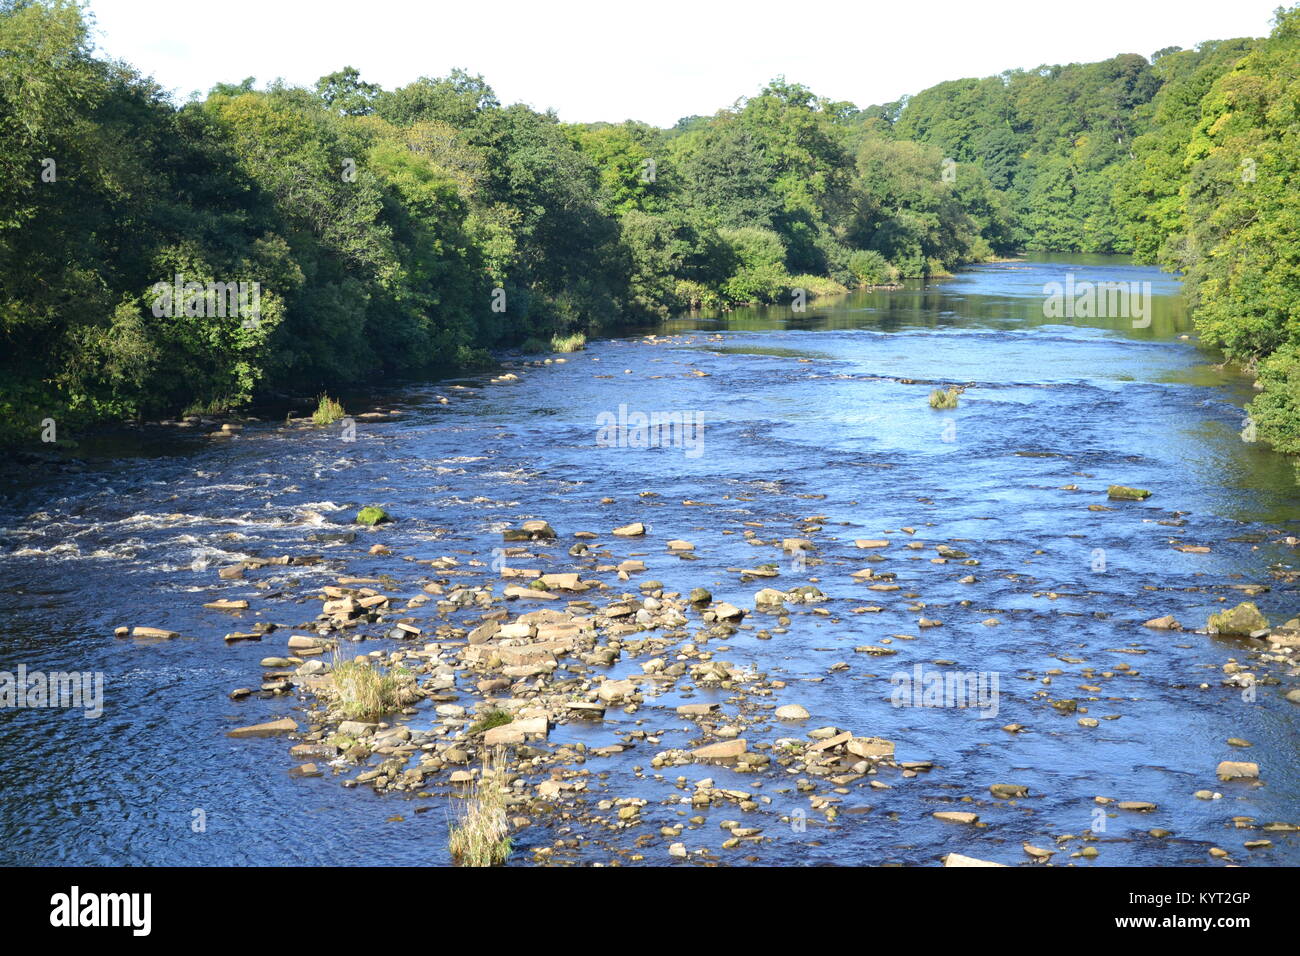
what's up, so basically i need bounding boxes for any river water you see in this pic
[1,254,1296,866]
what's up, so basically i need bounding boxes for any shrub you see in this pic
[846,249,896,286]
[1247,345,1300,453]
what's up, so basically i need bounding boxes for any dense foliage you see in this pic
[0,0,1296,453]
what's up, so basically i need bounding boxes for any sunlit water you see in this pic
[1,254,1296,866]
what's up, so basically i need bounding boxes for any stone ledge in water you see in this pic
[943,852,1004,867]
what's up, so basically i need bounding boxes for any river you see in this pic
[1,253,1296,866]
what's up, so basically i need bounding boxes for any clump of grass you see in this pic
[550,332,586,353]
[448,747,512,867]
[312,393,346,425]
[328,654,412,721]
[468,709,513,735]
[929,387,961,409]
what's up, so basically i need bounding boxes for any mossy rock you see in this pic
[1208,602,1269,636]
[355,506,391,526]
[689,587,712,605]
[1107,485,1151,500]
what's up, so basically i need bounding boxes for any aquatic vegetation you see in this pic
[929,387,961,409]
[312,394,346,425]
[550,332,586,353]
[328,656,411,721]
[468,710,513,735]
[448,748,512,867]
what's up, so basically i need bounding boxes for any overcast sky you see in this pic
[87,0,1283,126]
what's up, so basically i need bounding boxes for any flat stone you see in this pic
[227,717,298,738]
[692,739,748,760]
[933,811,979,824]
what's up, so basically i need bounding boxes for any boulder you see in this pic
[1208,602,1269,636]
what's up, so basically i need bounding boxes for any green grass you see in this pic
[468,709,513,735]
[789,275,849,298]
[312,394,346,425]
[550,332,586,353]
[448,747,512,866]
[929,387,961,409]
[328,655,412,721]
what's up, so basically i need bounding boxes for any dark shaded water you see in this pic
[1,254,1297,866]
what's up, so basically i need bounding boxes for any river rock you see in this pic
[774,704,810,720]
[943,852,1004,867]
[846,736,894,758]
[227,717,298,738]
[1107,485,1152,500]
[1216,761,1260,781]
[1207,602,1269,636]
[1143,615,1180,629]
[933,811,979,824]
[597,679,636,702]
[754,588,786,608]
[713,602,744,621]
[990,784,1029,799]
[692,739,748,760]
[484,717,547,745]
[612,522,646,537]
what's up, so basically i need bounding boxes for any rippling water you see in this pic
[1,254,1296,866]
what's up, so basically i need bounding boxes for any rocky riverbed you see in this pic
[1,256,1297,866]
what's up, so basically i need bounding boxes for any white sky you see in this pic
[87,0,1283,126]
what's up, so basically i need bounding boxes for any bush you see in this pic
[846,249,896,286]
[1247,345,1300,453]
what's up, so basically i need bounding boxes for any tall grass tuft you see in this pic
[312,394,346,425]
[448,747,512,866]
[549,332,586,353]
[929,387,961,409]
[328,654,411,721]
